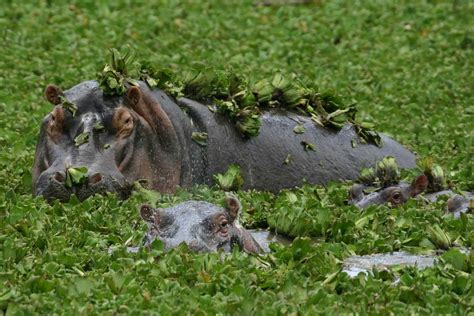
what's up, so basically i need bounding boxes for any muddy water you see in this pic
[342,252,436,278]
[249,229,293,252]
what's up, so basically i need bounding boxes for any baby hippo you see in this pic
[349,175,473,218]
[139,195,262,253]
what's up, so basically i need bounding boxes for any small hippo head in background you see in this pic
[349,174,473,217]
[348,174,429,208]
[32,81,181,202]
[139,195,262,253]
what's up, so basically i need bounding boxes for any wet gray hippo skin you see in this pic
[139,196,262,253]
[33,80,417,201]
[349,175,473,218]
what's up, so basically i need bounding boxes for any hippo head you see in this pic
[32,81,181,202]
[348,175,429,208]
[139,196,262,253]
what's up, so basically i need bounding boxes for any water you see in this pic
[248,229,293,252]
[342,251,436,278]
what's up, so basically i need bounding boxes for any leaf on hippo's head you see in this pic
[97,47,140,96]
[65,167,88,188]
[74,132,89,147]
[191,132,208,146]
[59,96,78,117]
[93,122,104,132]
[214,164,244,191]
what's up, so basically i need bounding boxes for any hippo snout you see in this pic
[35,169,132,202]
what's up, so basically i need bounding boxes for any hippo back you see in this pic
[178,98,416,192]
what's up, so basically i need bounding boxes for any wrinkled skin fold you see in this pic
[33,80,417,202]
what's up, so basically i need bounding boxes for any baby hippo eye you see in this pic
[220,220,228,228]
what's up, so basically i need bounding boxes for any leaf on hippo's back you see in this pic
[325,106,357,126]
[301,140,316,151]
[235,113,261,138]
[353,123,382,147]
[293,124,305,134]
[214,164,244,191]
[191,132,208,146]
[357,166,376,185]
[351,139,357,148]
[65,167,88,188]
[284,154,292,165]
[59,96,78,117]
[251,79,273,103]
[74,132,89,147]
[375,156,400,186]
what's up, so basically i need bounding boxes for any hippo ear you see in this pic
[410,175,428,197]
[45,85,64,105]
[127,86,142,107]
[140,204,159,224]
[224,194,241,223]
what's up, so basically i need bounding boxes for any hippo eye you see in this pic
[391,191,402,204]
[51,114,56,121]
[220,220,228,228]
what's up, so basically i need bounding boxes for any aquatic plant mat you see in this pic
[1,1,473,314]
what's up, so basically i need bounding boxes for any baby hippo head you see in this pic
[348,175,429,208]
[139,196,260,253]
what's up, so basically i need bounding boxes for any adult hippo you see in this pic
[33,80,416,202]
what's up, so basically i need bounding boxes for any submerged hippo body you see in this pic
[140,196,262,253]
[33,80,416,201]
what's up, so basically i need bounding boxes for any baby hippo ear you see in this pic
[140,204,159,224]
[224,194,241,223]
[44,85,64,105]
[410,175,428,197]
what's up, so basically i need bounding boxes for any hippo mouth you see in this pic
[35,171,133,202]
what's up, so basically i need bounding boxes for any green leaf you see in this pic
[213,164,244,191]
[93,122,104,132]
[293,124,305,134]
[74,132,89,147]
[65,167,88,188]
[191,132,208,146]
[441,249,469,272]
[301,140,316,151]
[59,96,78,117]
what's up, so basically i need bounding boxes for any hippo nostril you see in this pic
[89,173,103,185]
[53,172,66,183]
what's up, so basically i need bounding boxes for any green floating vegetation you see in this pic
[97,49,381,145]
[419,157,447,192]
[213,164,244,191]
[357,156,400,187]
